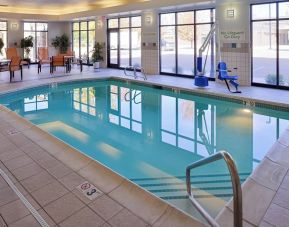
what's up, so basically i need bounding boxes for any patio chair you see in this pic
[50,56,68,74]
[9,56,23,82]
[217,61,241,93]
[5,47,30,68]
[38,47,51,73]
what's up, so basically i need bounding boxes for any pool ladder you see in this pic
[124,66,147,80]
[186,151,242,227]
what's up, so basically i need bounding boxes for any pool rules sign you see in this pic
[220,30,246,42]
[77,181,102,200]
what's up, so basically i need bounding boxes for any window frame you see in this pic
[0,21,8,57]
[159,8,215,79]
[107,15,142,69]
[23,22,48,61]
[251,1,289,90]
[72,20,96,65]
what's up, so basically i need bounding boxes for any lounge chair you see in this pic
[38,47,51,73]
[5,48,30,68]
[50,56,68,74]
[9,56,23,82]
[217,61,241,93]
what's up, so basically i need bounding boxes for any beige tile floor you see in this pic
[0,65,289,227]
[0,107,204,227]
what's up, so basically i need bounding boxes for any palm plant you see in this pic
[52,34,69,54]
[91,42,104,63]
[20,36,34,59]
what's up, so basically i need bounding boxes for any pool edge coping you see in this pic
[216,127,289,226]
[0,75,288,112]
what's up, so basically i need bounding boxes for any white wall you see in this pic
[7,20,24,56]
[47,22,71,56]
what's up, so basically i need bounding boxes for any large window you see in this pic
[0,21,7,59]
[160,9,215,77]
[251,2,289,88]
[24,22,48,60]
[107,16,141,68]
[72,21,96,64]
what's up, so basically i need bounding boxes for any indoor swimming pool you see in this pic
[1,79,289,219]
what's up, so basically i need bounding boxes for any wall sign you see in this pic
[220,31,245,42]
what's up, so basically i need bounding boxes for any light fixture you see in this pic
[227,9,235,19]
[145,16,152,25]
[96,20,102,29]
[11,22,19,30]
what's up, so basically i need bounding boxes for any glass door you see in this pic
[108,29,119,67]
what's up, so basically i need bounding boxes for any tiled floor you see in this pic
[0,118,155,227]
[0,65,289,227]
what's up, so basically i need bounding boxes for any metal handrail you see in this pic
[123,65,147,80]
[124,66,136,78]
[136,66,147,80]
[186,151,242,227]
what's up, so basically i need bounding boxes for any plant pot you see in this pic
[93,62,100,69]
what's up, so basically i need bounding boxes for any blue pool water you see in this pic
[1,79,289,219]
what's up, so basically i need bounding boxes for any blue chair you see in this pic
[217,62,241,93]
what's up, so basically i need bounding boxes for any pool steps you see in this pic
[131,172,250,217]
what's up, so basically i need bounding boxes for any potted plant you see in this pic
[20,36,34,59]
[0,38,4,57]
[91,42,104,69]
[51,34,69,54]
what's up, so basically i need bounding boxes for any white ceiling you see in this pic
[0,0,213,17]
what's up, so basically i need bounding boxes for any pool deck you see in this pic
[0,65,289,227]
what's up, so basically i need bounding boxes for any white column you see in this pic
[95,16,107,68]
[216,0,251,86]
[141,10,159,75]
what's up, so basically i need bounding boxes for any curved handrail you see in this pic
[124,66,136,78]
[124,65,147,80]
[137,66,147,80]
[186,151,242,227]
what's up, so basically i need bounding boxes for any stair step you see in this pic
[138,178,247,187]
[130,173,250,182]
[148,186,233,193]
[161,193,233,200]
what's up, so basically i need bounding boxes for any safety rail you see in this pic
[186,151,242,227]
[124,65,147,80]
